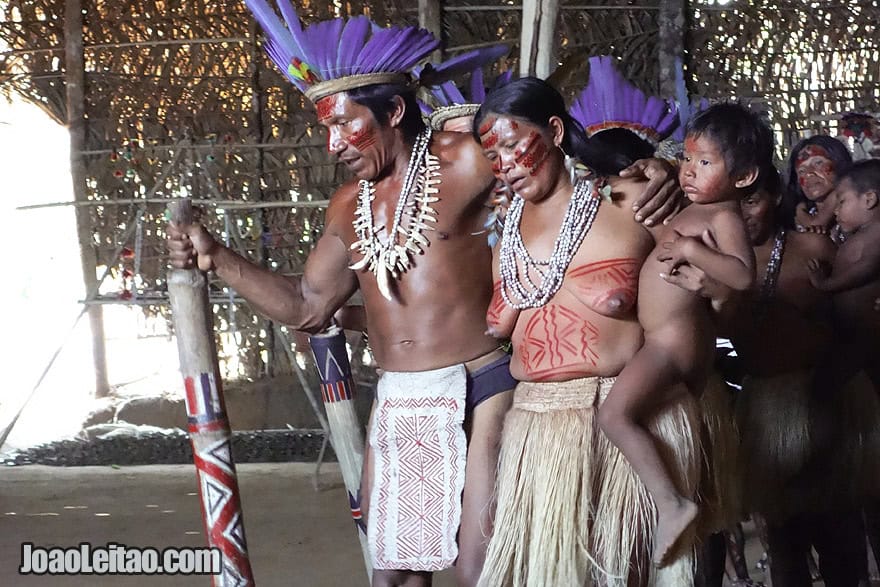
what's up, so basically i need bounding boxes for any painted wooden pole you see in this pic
[167,199,255,587]
[309,325,372,580]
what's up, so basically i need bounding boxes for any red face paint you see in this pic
[796,144,831,165]
[796,154,836,194]
[347,127,377,152]
[315,95,337,123]
[478,117,497,137]
[515,132,550,176]
[482,132,500,149]
[491,157,502,176]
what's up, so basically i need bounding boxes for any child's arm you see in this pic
[486,247,520,339]
[806,235,880,293]
[656,210,756,291]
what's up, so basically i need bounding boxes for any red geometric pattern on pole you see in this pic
[167,199,255,587]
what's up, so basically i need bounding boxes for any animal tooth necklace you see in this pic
[349,129,441,300]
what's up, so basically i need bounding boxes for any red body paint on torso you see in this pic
[566,258,639,316]
[487,281,506,328]
[517,303,601,381]
[512,258,639,381]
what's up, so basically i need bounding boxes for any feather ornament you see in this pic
[244,0,439,95]
[570,55,679,146]
[417,45,512,118]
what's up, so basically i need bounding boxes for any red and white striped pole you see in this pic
[167,199,255,586]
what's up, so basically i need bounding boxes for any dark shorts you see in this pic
[465,353,517,414]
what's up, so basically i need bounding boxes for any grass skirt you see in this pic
[737,369,879,520]
[736,370,812,520]
[696,373,741,536]
[823,371,880,503]
[478,377,700,587]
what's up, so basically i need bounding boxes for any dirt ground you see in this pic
[2,463,876,587]
[0,463,455,587]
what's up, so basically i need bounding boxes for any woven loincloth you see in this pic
[479,377,700,587]
[368,364,467,571]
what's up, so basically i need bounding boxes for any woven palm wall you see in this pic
[1,0,877,379]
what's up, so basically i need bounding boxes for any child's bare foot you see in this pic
[652,497,698,567]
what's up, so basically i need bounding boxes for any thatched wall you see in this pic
[1,0,878,379]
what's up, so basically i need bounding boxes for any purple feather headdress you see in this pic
[670,57,710,142]
[245,0,440,102]
[413,45,512,130]
[570,56,679,146]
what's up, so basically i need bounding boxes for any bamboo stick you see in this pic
[309,326,372,581]
[166,199,255,586]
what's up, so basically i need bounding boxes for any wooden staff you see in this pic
[167,199,255,586]
[309,325,372,580]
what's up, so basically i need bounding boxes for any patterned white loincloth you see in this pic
[368,364,468,571]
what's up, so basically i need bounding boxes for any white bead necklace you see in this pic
[498,178,601,309]
[349,129,440,300]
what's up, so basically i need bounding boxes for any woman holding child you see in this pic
[674,161,876,587]
[727,168,873,587]
[783,135,853,242]
[473,77,766,587]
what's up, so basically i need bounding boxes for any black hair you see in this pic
[837,159,880,195]
[751,164,785,229]
[588,128,656,173]
[347,83,426,143]
[686,102,774,193]
[779,135,853,227]
[472,76,629,176]
[760,163,782,197]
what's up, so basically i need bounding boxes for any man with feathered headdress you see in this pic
[167,4,679,585]
[168,5,516,584]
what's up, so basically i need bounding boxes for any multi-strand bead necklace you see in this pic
[498,178,601,309]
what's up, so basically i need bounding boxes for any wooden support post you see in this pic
[659,0,687,96]
[419,0,444,62]
[309,326,372,580]
[519,0,560,79]
[167,199,255,586]
[248,18,275,377]
[64,0,109,397]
